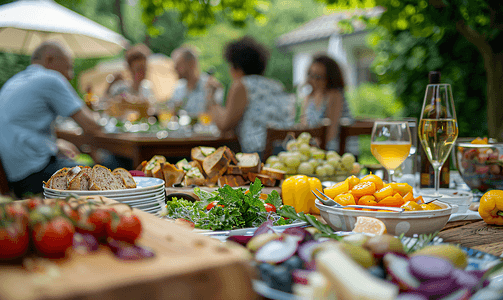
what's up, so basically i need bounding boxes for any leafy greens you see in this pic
[165,178,292,231]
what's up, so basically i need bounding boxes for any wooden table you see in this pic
[0,196,259,300]
[56,129,240,167]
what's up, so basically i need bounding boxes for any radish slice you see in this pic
[255,236,298,264]
[292,269,314,285]
[297,241,321,262]
[384,253,421,290]
[254,219,274,237]
[408,255,454,281]
[227,235,253,246]
[283,227,311,243]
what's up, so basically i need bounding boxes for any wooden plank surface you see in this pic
[0,196,258,300]
[438,220,503,257]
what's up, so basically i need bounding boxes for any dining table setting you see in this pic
[2,80,503,300]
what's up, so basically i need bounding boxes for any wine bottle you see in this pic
[419,71,450,188]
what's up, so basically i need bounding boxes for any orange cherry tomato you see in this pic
[325,181,349,199]
[334,193,356,206]
[374,185,394,202]
[403,192,414,203]
[345,175,360,190]
[359,173,384,191]
[415,196,425,204]
[351,181,376,198]
[389,182,413,197]
[376,196,403,207]
[358,195,377,206]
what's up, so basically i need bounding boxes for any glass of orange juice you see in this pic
[370,120,412,183]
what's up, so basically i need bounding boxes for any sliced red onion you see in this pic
[383,253,421,290]
[297,240,321,263]
[255,235,298,264]
[129,170,145,177]
[436,288,471,300]
[115,246,143,260]
[135,245,155,258]
[452,269,479,290]
[73,233,99,254]
[227,235,254,246]
[414,277,457,297]
[253,219,274,237]
[408,255,454,281]
[304,260,317,270]
[395,292,428,300]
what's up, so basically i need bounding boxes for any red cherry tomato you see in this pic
[32,216,75,258]
[77,208,114,241]
[206,201,224,210]
[0,219,30,260]
[106,213,142,244]
[264,203,276,213]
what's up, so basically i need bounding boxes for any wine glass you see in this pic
[371,121,412,183]
[418,83,458,196]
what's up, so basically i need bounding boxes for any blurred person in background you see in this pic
[168,46,223,118]
[206,36,295,155]
[106,43,155,101]
[300,54,356,153]
[0,41,103,198]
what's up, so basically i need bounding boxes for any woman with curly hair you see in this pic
[300,54,354,152]
[207,36,295,154]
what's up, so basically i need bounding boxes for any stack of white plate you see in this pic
[43,177,165,214]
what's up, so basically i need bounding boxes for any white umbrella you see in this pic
[0,0,128,58]
[79,53,178,101]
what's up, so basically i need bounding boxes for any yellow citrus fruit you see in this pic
[352,216,387,235]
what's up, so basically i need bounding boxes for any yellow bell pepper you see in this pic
[282,175,322,214]
[478,190,503,225]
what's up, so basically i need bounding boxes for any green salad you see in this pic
[165,178,293,231]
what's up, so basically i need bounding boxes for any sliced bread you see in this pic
[112,168,137,188]
[46,167,70,190]
[202,146,231,179]
[68,171,91,190]
[236,153,261,174]
[91,165,122,190]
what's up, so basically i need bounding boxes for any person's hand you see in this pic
[205,75,223,91]
[56,139,81,160]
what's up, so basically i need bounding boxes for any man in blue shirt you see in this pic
[0,41,103,198]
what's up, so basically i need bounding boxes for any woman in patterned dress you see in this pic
[300,54,354,152]
[207,36,295,154]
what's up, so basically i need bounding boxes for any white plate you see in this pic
[117,194,165,205]
[193,221,308,236]
[44,187,164,199]
[129,199,163,210]
[43,177,165,196]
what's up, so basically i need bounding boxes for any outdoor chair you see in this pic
[262,118,330,162]
[338,119,375,154]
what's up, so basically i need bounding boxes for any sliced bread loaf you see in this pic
[112,168,137,188]
[47,167,70,190]
[91,165,122,190]
[68,171,91,190]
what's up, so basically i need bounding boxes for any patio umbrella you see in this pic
[0,0,128,58]
[79,53,178,102]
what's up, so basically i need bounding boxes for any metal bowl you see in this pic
[454,137,503,192]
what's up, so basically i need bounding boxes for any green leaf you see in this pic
[265,190,282,209]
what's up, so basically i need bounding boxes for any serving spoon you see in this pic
[312,189,405,213]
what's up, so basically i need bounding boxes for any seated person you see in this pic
[107,43,155,101]
[0,41,103,198]
[169,46,223,118]
[300,54,357,153]
[206,36,295,155]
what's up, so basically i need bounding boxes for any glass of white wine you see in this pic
[419,83,458,196]
[371,121,412,183]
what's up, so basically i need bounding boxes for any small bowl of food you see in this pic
[454,137,503,192]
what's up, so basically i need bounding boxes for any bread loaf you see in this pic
[161,163,185,187]
[236,153,261,174]
[202,147,231,179]
[68,171,91,190]
[260,167,286,181]
[47,168,70,190]
[112,168,137,188]
[248,173,277,187]
[218,175,246,188]
[91,165,122,190]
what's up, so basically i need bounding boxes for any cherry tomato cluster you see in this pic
[0,197,143,261]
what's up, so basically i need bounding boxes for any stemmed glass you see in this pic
[371,121,412,183]
[418,84,458,196]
